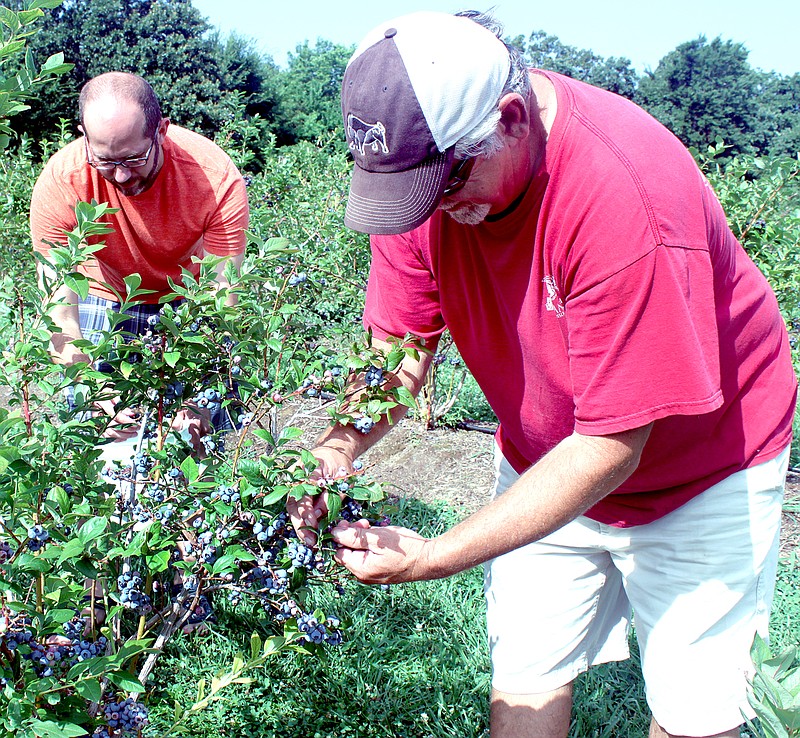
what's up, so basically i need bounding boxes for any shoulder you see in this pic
[36,137,89,188]
[164,125,239,174]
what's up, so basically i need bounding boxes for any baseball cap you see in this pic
[341,11,511,235]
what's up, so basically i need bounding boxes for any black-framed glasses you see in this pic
[85,135,157,173]
[442,156,476,197]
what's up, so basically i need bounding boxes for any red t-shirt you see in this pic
[364,71,797,526]
[31,125,249,302]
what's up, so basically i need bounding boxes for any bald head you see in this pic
[79,72,162,139]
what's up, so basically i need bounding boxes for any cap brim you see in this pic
[344,147,455,235]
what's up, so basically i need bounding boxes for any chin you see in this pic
[441,202,492,225]
[113,180,149,196]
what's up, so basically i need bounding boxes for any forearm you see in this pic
[45,282,89,365]
[415,424,653,580]
[313,335,436,470]
[206,250,244,307]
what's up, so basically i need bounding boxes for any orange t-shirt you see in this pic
[30,125,249,302]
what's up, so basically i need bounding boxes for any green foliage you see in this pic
[277,39,354,147]
[0,0,71,148]
[146,498,492,738]
[638,36,760,157]
[245,136,370,343]
[510,29,639,100]
[701,143,800,318]
[746,633,800,738]
[11,0,281,144]
[0,199,415,735]
[755,73,800,158]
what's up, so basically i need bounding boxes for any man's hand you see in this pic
[94,397,141,440]
[331,519,431,584]
[287,445,355,545]
[172,407,211,455]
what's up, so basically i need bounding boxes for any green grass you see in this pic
[145,500,800,738]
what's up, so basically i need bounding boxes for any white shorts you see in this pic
[484,444,790,736]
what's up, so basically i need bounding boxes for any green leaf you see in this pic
[392,385,417,409]
[211,553,239,575]
[146,550,171,574]
[27,721,88,738]
[77,516,107,545]
[64,273,89,299]
[75,678,102,702]
[30,0,65,10]
[15,553,51,572]
[106,670,146,693]
[180,455,199,483]
[325,493,342,525]
[251,428,274,445]
[261,486,289,506]
[0,40,25,59]
[74,557,100,579]
[46,485,70,514]
[122,273,143,296]
[164,350,181,367]
[250,632,262,660]
[56,537,86,565]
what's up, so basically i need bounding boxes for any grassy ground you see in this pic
[144,497,799,738]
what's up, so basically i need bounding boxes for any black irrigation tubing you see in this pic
[456,421,499,435]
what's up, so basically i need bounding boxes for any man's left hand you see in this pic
[331,519,431,584]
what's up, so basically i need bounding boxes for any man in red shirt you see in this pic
[292,10,797,738]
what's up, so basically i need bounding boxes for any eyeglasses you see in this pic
[442,157,476,197]
[85,135,157,173]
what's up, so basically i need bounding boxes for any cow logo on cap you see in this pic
[347,114,389,157]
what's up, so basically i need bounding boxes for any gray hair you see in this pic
[452,10,531,160]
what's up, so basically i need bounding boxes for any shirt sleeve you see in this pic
[30,163,78,255]
[364,224,447,342]
[201,162,249,257]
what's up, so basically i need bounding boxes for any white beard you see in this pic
[440,202,492,226]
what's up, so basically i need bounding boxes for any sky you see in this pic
[191,0,799,76]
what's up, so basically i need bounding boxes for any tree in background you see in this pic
[12,0,279,147]
[754,72,800,157]
[1,0,71,147]
[10,1,799,165]
[277,39,354,146]
[637,36,760,157]
[509,29,639,100]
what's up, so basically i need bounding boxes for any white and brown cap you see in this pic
[341,12,510,235]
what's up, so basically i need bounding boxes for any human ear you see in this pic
[497,93,530,142]
[157,118,170,143]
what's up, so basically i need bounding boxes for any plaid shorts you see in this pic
[66,294,233,431]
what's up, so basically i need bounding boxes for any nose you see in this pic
[113,165,133,183]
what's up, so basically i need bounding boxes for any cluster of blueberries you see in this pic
[26,524,51,552]
[0,540,14,563]
[353,415,375,434]
[117,571,152,615]
[0,615,107,679]
[99,696,149,736]
[296,612,343,646]
[364,366,384,387]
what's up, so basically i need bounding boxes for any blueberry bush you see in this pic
[0,197,422,736]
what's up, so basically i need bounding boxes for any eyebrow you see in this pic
[95,148,150,162]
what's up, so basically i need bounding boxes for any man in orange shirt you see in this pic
[31,71,249,439]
